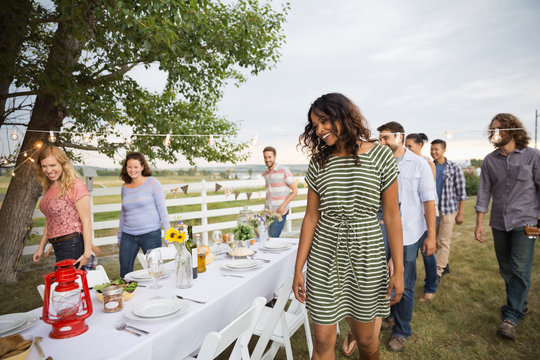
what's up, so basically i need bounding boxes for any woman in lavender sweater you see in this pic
[118,152,170,277]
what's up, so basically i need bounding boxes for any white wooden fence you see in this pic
[22,178,307,255]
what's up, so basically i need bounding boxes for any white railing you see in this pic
[22,178,307,255]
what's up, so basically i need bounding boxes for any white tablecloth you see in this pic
[22,238,299,360]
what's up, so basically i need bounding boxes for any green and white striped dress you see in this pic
[304,144,398,324]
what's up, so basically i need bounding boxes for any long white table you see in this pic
[22,238,299,360]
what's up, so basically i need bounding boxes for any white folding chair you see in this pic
[137,245,177,269]
[184,296,266,360]
[36,265,109,300]
[251,276,313,360]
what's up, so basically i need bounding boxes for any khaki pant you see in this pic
[435,211,457,276]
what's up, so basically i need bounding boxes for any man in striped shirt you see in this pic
[262,146,298,237]
[430,139,467,281]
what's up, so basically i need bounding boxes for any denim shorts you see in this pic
[51,233,85,270]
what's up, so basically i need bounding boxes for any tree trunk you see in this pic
[0,16,92,281]
[0,0,33,126]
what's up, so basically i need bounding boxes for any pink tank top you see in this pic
[39,178,89,239]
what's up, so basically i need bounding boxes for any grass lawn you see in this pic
[0,197,538,359]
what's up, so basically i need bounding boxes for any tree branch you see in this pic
[85,58,150,87]
[0,91,37,100]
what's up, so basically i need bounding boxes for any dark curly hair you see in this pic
[120,152,153,183]
[490,113,530,149]
[298,93,371,168]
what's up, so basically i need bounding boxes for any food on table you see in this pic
[0,334,32,359]
[94,278,138,302]
[229,248,254,257]
[205,253,215,265]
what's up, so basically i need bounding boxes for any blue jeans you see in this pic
[119,229,162,278]
[52,234,85,270]
[268,213,287,238]
[391,240,420,339]
[492,227,536,325]
[418,231,438,293]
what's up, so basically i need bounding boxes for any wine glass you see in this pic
[226,234,238,261]
[146,249,163,295]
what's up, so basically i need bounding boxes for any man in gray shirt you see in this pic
[475,113,540,340]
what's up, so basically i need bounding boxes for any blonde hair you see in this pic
[35,145,80,197]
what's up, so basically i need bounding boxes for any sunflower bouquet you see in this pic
[165,220,188,245]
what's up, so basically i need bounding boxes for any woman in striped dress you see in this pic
[293,93,404,360]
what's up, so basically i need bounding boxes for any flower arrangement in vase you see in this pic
[232,224,255,246]
[164,221,192,288]
[247,210,282,241]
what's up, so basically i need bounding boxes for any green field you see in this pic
[0,197,538,359]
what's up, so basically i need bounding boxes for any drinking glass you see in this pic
[226,234,238,260]
[146,249,163,295]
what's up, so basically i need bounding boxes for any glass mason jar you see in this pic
[174,243,193,288]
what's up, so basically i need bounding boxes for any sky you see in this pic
[3,0,540,169]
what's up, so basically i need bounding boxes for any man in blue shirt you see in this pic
[378,122,437,352]
[430,139,467,282]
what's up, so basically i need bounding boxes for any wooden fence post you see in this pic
[200,179,209,245]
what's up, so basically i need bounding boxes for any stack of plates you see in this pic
[125,268,171,282]
[260,242,292,252]
[223,259,263,271]
[0,313,39,337]
[124,298,189,322]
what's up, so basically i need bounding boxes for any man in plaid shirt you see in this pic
[430,139,467,280]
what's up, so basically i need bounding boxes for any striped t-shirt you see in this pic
[262,164,295,213]
[118,176,170,241]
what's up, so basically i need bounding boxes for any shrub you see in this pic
[465,172,479,196]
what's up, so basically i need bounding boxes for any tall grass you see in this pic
[0,198,538,359]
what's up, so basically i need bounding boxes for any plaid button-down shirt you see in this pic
[438,159,467,216]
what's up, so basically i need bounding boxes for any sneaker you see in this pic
[381,316,394,330]
[496,320,517,340]
[387,336,407,352]
[442,264,450,276]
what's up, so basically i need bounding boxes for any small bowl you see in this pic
[3,337,33,360]
[95,287,137,302]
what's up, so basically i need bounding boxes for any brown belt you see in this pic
[48,232,81,244]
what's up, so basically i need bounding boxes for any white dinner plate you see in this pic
[124,300,189,322]
[223,259,262,271]
[133,298,184,318]
[0,313,39,337]
[0,314,26,333]
[210,245,227,255]
[260,242,291,251]
[125,268,171,282]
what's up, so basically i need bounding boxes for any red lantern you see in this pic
[42,259,93,339]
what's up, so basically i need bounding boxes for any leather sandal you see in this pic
[341,332,357,357]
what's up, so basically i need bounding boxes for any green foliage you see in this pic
[465,172,479,196]
[470,158,483,168]
[232,224,255,241]
[5,0,290,164]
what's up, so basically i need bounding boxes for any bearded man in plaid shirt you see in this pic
[430,139,467,280]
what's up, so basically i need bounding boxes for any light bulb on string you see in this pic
[82,133,91,144]
[445,131,453,140]
[163,134,171,147]
[2,158,8,165]
[491,128,502,144]
[48,131,56,143]
[34,141,43,148]
[208,135,215,147]
[11,171,15,177]
[251,134,258,147]
[29,157,35,163]
[394,133,401,145]
[126,136,134,145]
[10,130,18,141]
[23,152,28,157]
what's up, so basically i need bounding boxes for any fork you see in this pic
[116,323,141,336]
[175,295,207,304]
[121,322,150,335]
[222,274,244,278]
